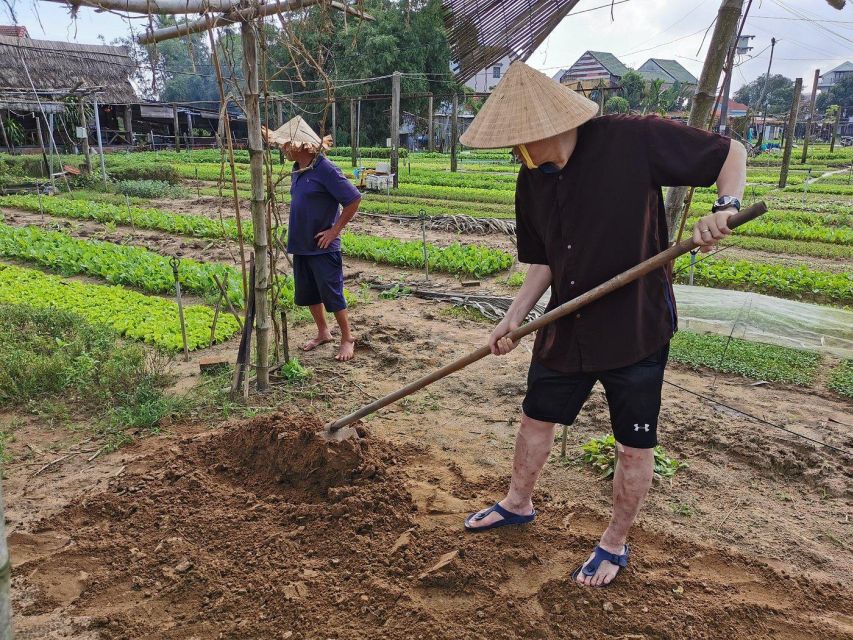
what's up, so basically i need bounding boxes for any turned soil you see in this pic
[5,293,852,640]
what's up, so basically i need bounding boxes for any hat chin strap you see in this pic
[517,144,539,170]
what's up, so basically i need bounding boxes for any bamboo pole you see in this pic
[427,93,434,152]
[830,107,840,153]
[800,68,820,164]
[779,77,803,189]
[450,93,458,172]
[0,478,11,640]
[78,98,92,174]
[391,71,401,188]
[327,202,769,432]
[0,116,10,154]
[172,103,181,151]
[241,20,270,391]
[350,97,357,167]
[663,0,745,240]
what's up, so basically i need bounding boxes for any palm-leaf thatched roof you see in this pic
[0,35,137,104]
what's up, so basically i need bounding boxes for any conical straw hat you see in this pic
[459,61,599,149]
[263,115,332,151]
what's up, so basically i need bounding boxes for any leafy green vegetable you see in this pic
[827,360,853,398]
[579,434,687,480]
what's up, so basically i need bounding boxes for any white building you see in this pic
[463,56,513,93]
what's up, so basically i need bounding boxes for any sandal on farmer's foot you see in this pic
[464,503,536,532]
[571,544,629,588]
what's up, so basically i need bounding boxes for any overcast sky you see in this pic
[7,0,853,93]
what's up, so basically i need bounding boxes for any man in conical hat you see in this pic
[266,116,361,361]
[462,62,746,587]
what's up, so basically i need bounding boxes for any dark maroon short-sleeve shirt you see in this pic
[516,114,730,373]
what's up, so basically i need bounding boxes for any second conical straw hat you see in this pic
[459,61,599,149]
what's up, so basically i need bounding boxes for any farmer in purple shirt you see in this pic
[267,116,362,361]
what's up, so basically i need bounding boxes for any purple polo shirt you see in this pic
[288,155,361,255]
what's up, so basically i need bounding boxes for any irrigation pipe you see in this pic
[325,201,769,433]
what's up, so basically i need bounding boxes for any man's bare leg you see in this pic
[467,413,556,527]
[302,304,333,351]
[333,309,355,361]
[576,444,654,587]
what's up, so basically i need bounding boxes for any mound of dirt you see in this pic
[201,413,387,498]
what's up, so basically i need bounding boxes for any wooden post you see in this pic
[800,68,820,164]
[241,20,270,391]
[34,117,51,185]
[77,99,92,173]
[330,99,336,146]
[427,93,434,151]
[391,71,400,188]
[0,115,9,153]
[597,82,605,116]
[0,480,12,640]
[47,112,55,181]
[93,98,108,186]
[663,0,744,240]
[172,103,181,151]
[350,97,357,167]
[779,77,802,189]
[754,36,776,151]
[276,99,283,128]
[450,93,458,172]
[124,104,134,145]
[830,107,840,153]
[187,110,194,149]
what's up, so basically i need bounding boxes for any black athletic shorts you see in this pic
[522,344,670,449]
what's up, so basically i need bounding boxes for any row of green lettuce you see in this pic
[0,195,514,278]
[0,263,239,351]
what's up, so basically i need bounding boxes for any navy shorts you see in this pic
[522,344,670,448]
[293,251,347,313]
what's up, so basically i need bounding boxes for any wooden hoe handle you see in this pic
[326,201,768,432]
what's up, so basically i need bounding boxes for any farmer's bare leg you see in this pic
[334,309,355,361]
[467,413,556,527]
[577,444,654,587]
[303,304,333,351]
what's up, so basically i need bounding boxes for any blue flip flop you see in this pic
[570,544,630,587]
[464,502,536,532]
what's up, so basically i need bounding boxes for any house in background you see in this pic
[714,99,749,119]
[818,61,853,91]
[557,51,630,88]
[462,55,513,93]
[637,58,698,88]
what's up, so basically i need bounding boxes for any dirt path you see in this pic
[6,294,852,639]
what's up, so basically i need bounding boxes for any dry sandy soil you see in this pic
[4,289,852,640]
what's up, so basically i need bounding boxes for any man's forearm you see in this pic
[506,264,552,325]
[716,140,747,201]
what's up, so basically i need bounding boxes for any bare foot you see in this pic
[302,331,333,352]
[575,543,626,587]
[335,338,356,361]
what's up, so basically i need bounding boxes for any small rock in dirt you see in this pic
[603,602,614,612]
[476,610,485,619]
[418,550,459,579]
[282,633,293,640]
[360,595,369,602]
[642,606,649,613]
[175,560,194,574]
[672,585,684,595]
[388,529,414,556]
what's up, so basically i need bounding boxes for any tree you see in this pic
[817,75,853,113]
[734,74,794,115]
[620,70,645,109]
[604,96,629,114]
[641,78,667,115]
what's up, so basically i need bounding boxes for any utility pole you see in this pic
[779,76,802,188]
[800,68,820,163]
[390,71,401,188]
[450,93,458,172]
[427,93,434,152]
[78,98,92,174]
[240,20,270,391]
[755,36,776,150]
[664,0,745,239]
[350,97,357,167]
[172,103,181,151]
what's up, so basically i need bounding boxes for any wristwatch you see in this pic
[711,196,741,213]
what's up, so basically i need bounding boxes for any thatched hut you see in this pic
[0,27,137,152]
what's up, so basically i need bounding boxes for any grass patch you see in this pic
[0,304,181,450]
[670,331,821,386]
[440,304,491,323]
[116,179,189,199]
[827,360,853,398]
